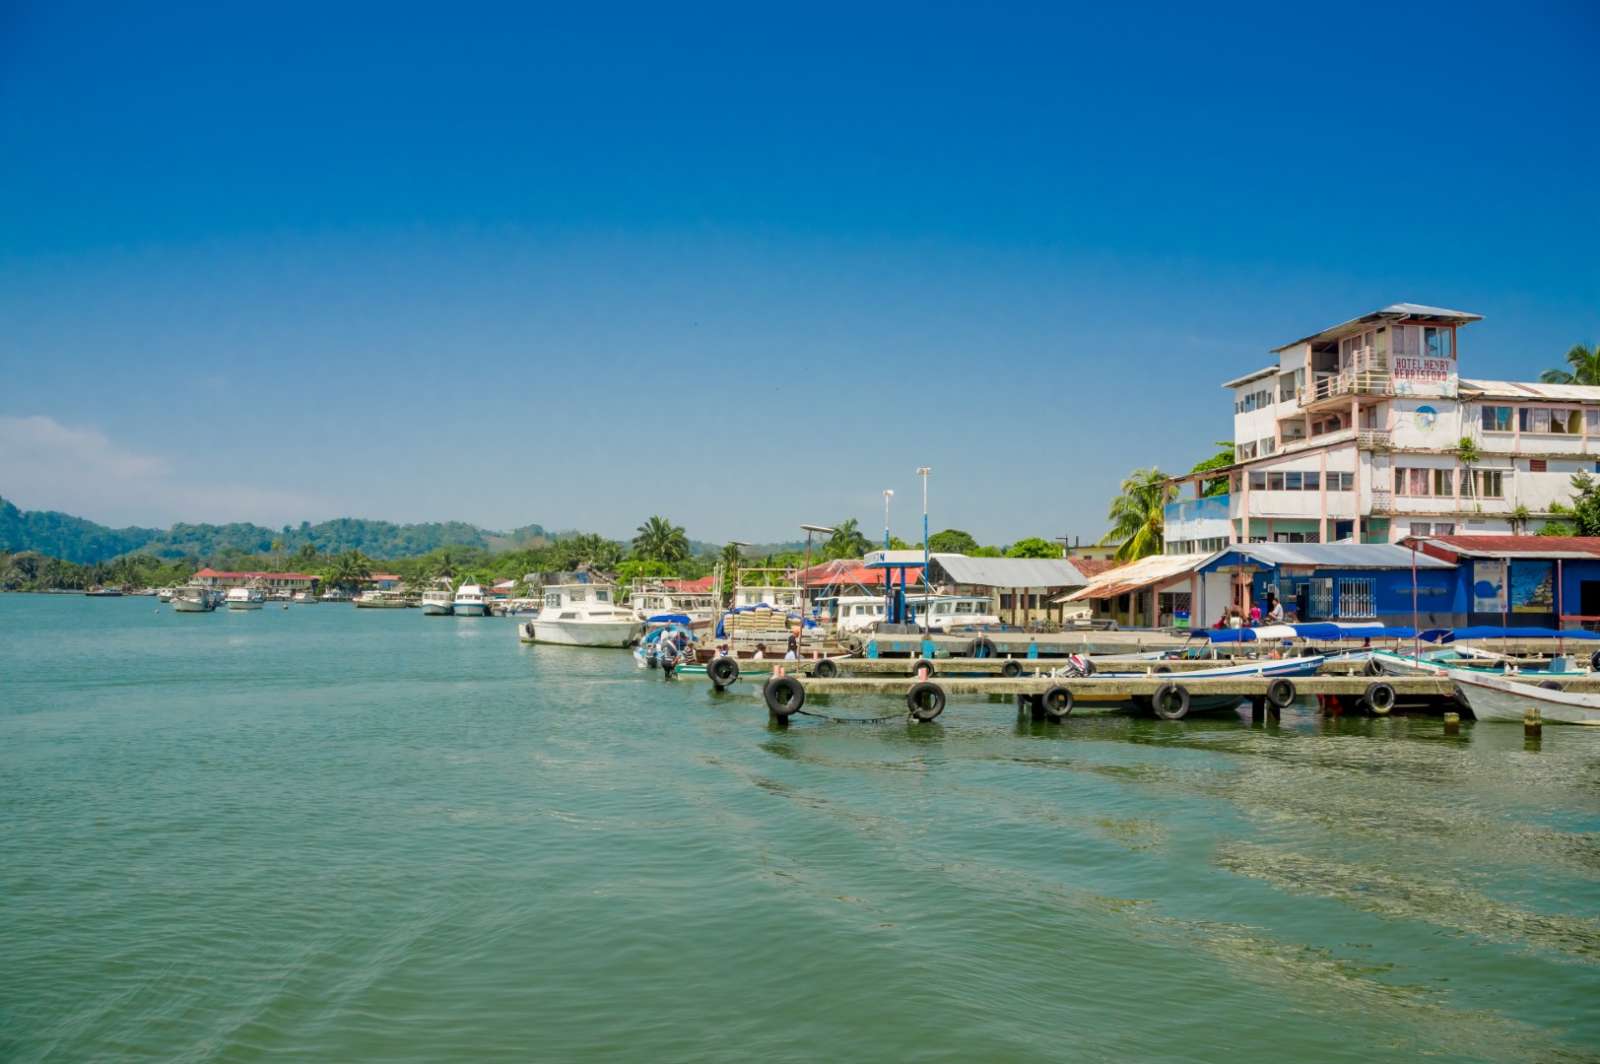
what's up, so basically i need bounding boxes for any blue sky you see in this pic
[2,1,1596,544]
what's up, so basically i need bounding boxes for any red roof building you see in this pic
[661,575,716,593]
[190,569,320,590]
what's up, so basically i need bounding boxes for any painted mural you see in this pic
[1509,560,1554,614]
[1472,559,1507,613]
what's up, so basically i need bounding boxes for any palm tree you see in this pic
[1540,343,1600,385]
[328,549,374,590]
[824,518,872,560]
[632,516,690,563]
[1101,467,1173,562]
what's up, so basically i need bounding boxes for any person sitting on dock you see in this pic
[1265,594,1285,624]
[784,632,799,660]
[752,644,766,660]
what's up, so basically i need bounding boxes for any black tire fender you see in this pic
[1364,681,1396,716]
[1266,678,1296,709]
[1152,682,1191,720]
[763,676,805,718]
[1001,659,1022,678]
[708,656,740,688]
[1041,684,1074,721]
[815,658,839,678]
[906,681,946,721]
[911,658,936,678]
[972,637,997,659]
[1589,649,1600,672]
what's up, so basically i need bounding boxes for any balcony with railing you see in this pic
[1355,429,1392,451]
[1369,489,1394,514]
[1300,357,1392,409]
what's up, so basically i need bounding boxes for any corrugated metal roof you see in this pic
[1272,303,1482,352]
[1216,542,1453,570]
[1063,553,1207,601]
[1222,365,1279,389]
[1410,534,1600,560]
[931,554,1086,588]
[1459,378,1600,402]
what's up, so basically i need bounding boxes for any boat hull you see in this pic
[227,601,263,610]
[172,598,214,613]
[1451,675,1600,724]
[520,618,641,647]
[421,602,454,616]
[453,603,488,617]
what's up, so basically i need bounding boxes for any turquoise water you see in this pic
[3,596,1598,1062]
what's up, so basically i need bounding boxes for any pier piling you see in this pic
[1524,706,1542,739]
[1443,711,1461,735]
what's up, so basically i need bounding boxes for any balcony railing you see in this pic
[1370,489,1394,514]
[1300,365,1392,406]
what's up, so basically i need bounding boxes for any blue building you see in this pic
[1407,535,1600,629]
[1196,543,1460,627]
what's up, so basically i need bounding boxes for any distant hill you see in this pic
[0,497,161,564]
[0,498,548,564]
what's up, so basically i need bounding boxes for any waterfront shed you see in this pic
[1199,542,1459,627]
[1406,534,1600,629]
[925,553,1087,626]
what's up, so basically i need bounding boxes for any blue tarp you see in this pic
[646,613,692,624]
[1201,624,1416,643]
[1424,625,1600,642]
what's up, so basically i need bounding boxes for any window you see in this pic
[1328,471,1355,491]
[1396,468,1432,496]
[1304,471,1321,491]
[1337,578,1376,619]
[1409,522,1434,536]
[1393,326,1419,357]
[1520,407,1582,434]
[1471,469,1504,498]
[1285,471,1302,491]
[1249,471,1266,490]
[1481,405,1512,432]
[1423,327,1452,359]
[1530,459,1547,473]
[999,594,1013,609]
[1268,472,1285,490]
[1237,441,1258,461]
[1433,523,1455,535]
[1433,469,1454,496]
[1589,410,1600,435]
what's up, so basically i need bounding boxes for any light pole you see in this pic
[800,524,834,616]
[917,467,931,638]
[724,540,750,609]
[882,490,894,550]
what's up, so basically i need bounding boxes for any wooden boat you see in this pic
[1451,669,1600,724]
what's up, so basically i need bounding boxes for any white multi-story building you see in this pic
[1166,303,1600,552]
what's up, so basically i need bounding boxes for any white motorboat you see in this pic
[420,578,454,616]
[520,583,641,647]
[827,593,1001,634]
[1448,669,1600,724]
[172,585,218,612]
[320,588,353,603]
[354,589,410,609]
[291,590,316,603]
[156,587,177,603]
[1370,649,1599,723]
[225,586,265,610]
[453,582,489,617]
[628,585,719,629]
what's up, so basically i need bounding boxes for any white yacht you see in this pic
[628,585,719,628]
[452,582,489,617]
[172,585,218,612]
[520,583,641,646]
[225,586,265,610]
[290,590,316,603]
[420,578,455,616]
[827,593,1000,634]
[732,585,805,611]
[320,588,353,603]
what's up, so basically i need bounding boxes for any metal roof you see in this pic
[930,554,1086,588]
[1409,534,1600,561]
[1459,378,1600,403]
[1210,542,1453,570]
[1062,553,1208,601]
[1222,365,1279,389]
[1272,303,1482,352]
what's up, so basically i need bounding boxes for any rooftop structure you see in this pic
[1166,304,1600,555]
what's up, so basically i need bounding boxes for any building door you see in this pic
[1581,581,1600,621]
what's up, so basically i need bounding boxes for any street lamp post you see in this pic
[800,524,834,617]
[917,467,931,638]
[882,490,894,550]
